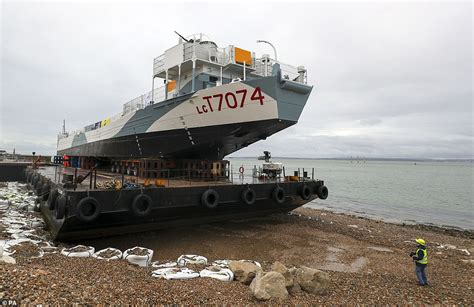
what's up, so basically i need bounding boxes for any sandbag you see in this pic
[61,245,95,257]
[177,254,208,266]
[200,266,234,282]
[93,247,122,261]
[152,267,199,280]
[212,259,231,268]
[37,241,58,253]
[151,261,177,268]
[123,246,153,267]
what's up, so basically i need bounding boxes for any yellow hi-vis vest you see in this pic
[416,248,428,265]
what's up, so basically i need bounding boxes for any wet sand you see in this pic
[1,204,473,305]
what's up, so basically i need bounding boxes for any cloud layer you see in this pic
[1,2,472,159]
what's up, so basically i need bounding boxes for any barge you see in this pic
[9,33,329,241]
[21,166,328,241]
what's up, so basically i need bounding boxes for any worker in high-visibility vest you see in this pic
[410,238,428,286]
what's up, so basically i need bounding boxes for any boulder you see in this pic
[250,271,288,301]
[288,267,302,294]
[295,266,330,295]
[271,261,294,289]
[229,260,261,285]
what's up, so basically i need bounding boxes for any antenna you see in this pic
[174,31,189,42]
[62,119,66,134]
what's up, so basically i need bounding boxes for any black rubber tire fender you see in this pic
[35,178,44,195]
[201,189,219,209]
[48,189,59,210]
[55,195,67,219]
[40,182,51,201]
[299,184,312,200]
[29,173,35,184]
[76,196,101,223]
[130,194,153,217]
[316,185,329,200]
[241,188,256,205]
[31,173,39,186]
[26,172,32,183]
[272,186,286,204]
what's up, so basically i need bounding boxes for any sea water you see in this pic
[228,158,474,230]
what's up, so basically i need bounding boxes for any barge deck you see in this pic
[20,165,328,241]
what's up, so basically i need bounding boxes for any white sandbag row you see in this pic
[0,188,54,263]
[1,238,45,260]
[57,245,153,266]
[0,182,36,211]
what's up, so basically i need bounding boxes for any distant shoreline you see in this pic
[303,205,474,239]
[228,157,474,162]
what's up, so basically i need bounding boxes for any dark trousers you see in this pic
[415,265,428,285]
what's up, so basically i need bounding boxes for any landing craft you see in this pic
[17,33,329,240]
[57,33,312,160]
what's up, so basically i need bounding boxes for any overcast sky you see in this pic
[1,1,472,159]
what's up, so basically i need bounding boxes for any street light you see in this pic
[256,40,277,61]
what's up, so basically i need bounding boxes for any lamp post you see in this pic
[256,40,277,61]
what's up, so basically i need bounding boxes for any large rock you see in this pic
[288,267,302,294]
[250,271,288,301]
[229,260,261,285]
[295,266,330,295]
[271,261,294,289]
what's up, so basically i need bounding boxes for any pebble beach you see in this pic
[1,183,473,305]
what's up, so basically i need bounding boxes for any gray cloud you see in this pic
[1,2,472,159]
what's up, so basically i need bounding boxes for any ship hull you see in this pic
[57,76,312,160]
[57,119,295,159]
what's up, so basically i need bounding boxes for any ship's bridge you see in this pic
[151,33,307,102]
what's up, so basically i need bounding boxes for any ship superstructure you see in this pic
[57,33,312,160]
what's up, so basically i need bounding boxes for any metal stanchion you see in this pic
[74,168,77,191]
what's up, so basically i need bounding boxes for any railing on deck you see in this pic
[53,165,317,190]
